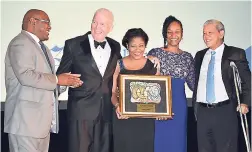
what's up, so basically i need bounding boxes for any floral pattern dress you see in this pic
[148,48,195,152]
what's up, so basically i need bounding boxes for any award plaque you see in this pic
[119,74,172,118]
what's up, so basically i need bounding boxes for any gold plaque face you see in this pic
[119,74,172,118]
[137,104,156,112]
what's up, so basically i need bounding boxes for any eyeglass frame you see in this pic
[33,18,51,26]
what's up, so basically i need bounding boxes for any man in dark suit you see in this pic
[56,8,122,152]
[193,19,251,152]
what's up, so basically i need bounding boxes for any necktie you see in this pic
[39,41,53,72]
[206,51,216,103]
[39,41,55,95]
[94,40,106,49]
[39,42,58,133]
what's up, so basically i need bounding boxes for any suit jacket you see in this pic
[192,44,251,117]
[56,31,122,121]
[4,30,58,138]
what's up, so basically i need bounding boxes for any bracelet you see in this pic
[114,103,119,109]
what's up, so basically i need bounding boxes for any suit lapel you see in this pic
[196,49,208,78]
[103,39,116,78]
[21,31,54,73]
[45,46,55,73]
[80,37,101,76]
[221,45,231,93]
[194,48,207,103]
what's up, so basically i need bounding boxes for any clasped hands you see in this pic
[57,72,83,88]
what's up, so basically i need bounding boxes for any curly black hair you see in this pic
[162,15,183,48]
[122,28,149,49]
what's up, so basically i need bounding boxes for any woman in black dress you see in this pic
[111,28,160,152]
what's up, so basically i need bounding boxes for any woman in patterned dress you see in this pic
[148,15,195,152]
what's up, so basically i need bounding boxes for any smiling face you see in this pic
[31,11,51,41]
[91,9,113,42]
[166,21,183,47]
[203,23,224,50]
[128,37,146,60]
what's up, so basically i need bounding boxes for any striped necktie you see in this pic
[39,41,53,73]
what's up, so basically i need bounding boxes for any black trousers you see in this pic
[197,100,238,152]
[68,119,112,152]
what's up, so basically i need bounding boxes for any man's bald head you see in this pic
[93,8,114,26]
[22,9,46,30]
[91,8,114,42]
[22,9,51,41]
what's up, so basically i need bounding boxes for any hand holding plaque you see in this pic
[115,106,129,119]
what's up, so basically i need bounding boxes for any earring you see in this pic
[165,40,168,48]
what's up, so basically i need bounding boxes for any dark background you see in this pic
[1,101,250,152]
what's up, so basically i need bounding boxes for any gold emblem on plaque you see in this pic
[130,82,161,104]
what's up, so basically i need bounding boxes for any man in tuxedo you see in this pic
[4,9,82,152]
[56,8,122,152]
[193,19,251,152]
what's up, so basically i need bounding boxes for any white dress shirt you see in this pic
[25,31,57,133]
[25,31,42,49]
[88,34,111,77]
[197,43,229,103]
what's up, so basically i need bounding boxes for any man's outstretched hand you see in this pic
[57,73,83,87]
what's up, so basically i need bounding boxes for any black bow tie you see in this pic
[94,40,106,49]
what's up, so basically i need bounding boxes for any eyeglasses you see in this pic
[33,18,51,26]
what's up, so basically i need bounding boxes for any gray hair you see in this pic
[204,19,225,40]
[93,8,114,26]
[204,19,225,32]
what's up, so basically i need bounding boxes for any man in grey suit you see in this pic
[4,9,83,152]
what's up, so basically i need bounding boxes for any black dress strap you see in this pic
[118,59,125,71]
